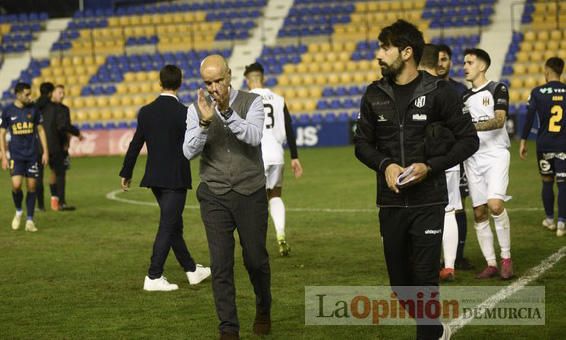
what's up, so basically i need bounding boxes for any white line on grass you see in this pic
[449,246,566,334]
[106,189,543,213]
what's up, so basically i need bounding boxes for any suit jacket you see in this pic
[119,94,192,189]
[41,101,80,156]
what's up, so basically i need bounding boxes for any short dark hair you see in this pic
[464,48,491,69]
[160,64,182,90]
[40,82,55,96]
[244,62,264,76]
[419,44,440,70]
[545,57,564,75]
[436,44,452,58]
[378,19,425,64]
[14,82,31,95]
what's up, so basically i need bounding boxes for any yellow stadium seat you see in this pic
[135,73,148,82]
[124,108,137,120]
[513,64,527,75]
[308,44,320,53]
[100,111,112,121]
[139,83,152,93]
[303,99,316,112]
[289,75,302,86]
[296,63,308,74]
[509,90,521,103]
[278,75,290,86]
[283,64,296,74]
[550,29,562,40]
[109,96,120,106]
[307,63,320,73]
[533,41,546,51]
[120,96,133,106]
[320,62,333,73]
[84,97,96,108]
[328,73,340,85]
[314,53,325,63]
[354,73,366,84]
[132,96,145,106]
[333,63,345,73]
[527,64,540,74]
[547,40,560,51]
[524,77,537,89]
[520,89,531,102]
[124,73,136,82]
[326,52,337,63]
[73,97,85,109]
[151,82,161,92]
[510,77,523,88]
[118,16,131,26]
[96,97,109,107]
[116,83,128,94]
[108,17,119,26]
[524,31,536,41]
[558,50,566,59]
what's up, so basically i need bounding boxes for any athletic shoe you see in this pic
[50,197,59,211]
[476,265,498,279]
[278,240,291,256]
[439,268,455,282]
[11,213,22,230]
[455,257,475,270]
[439,322,452,339]
[542,218,556,231]
[59,204,76,211]
[556,222,565,237]
[143,276,178,291]
[25,220,38,232]
[500,258,514,280]
[187,264,211,285]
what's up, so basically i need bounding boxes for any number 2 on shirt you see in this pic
[549,105,563,133]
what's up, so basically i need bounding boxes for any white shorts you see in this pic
[264,164,284,190]
[445,169,462,211]
[463,149,512,208]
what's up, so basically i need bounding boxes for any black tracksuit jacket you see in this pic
[354,71,479,208]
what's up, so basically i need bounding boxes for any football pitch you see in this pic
[1,141,565,339]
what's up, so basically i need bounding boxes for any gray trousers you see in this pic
[197,183,271,333]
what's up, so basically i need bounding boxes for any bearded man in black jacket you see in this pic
[354,20,479,340]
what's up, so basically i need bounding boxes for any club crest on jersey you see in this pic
[414,96,426,108]
[377,114,387,122]
[482,96,490,106]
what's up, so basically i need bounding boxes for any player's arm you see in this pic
[283,103,302,178]
[519,90,538,160]
[0,128,7,170]
[474,83,509,131]
[37,124,49,165]
[119,110,145,190]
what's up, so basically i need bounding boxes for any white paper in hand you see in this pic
[396,166,416,188]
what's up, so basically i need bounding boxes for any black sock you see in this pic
[12,190,23,211]
[455,210,467,261]
[49,184,57,197]
[542,181,555,219]
[558,182,566,223]
[26,191,37,219]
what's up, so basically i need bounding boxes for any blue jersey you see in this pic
[1,104,42,161]
[521,81,566,152]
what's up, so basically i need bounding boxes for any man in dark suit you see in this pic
[42,84,82,211]
[120,64,211,291]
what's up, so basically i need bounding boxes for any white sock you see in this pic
[493,209,511,259]
[269,197,286,240]
[16,210,23,216]
[475,220,497,266]
[442,210,459,269]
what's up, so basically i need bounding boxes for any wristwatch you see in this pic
[219,107,233,120]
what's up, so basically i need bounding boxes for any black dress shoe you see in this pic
[219,331,239,340]
[253,310,271,335]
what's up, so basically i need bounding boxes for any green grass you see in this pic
[1,140,564,339]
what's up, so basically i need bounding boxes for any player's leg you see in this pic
[24,165,38,232]
[465,158,497,278]
[538,152,556,230]
[265,164,289,256]
[455,164,473,270]
[10,160,24,230]
[554,155,566,236]
[48,158,59,211]
[441,170,460,281]
[486,150,513,279]
[36,157,45,211]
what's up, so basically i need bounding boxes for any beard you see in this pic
[379,56,405,79]
[437,67,448,77]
